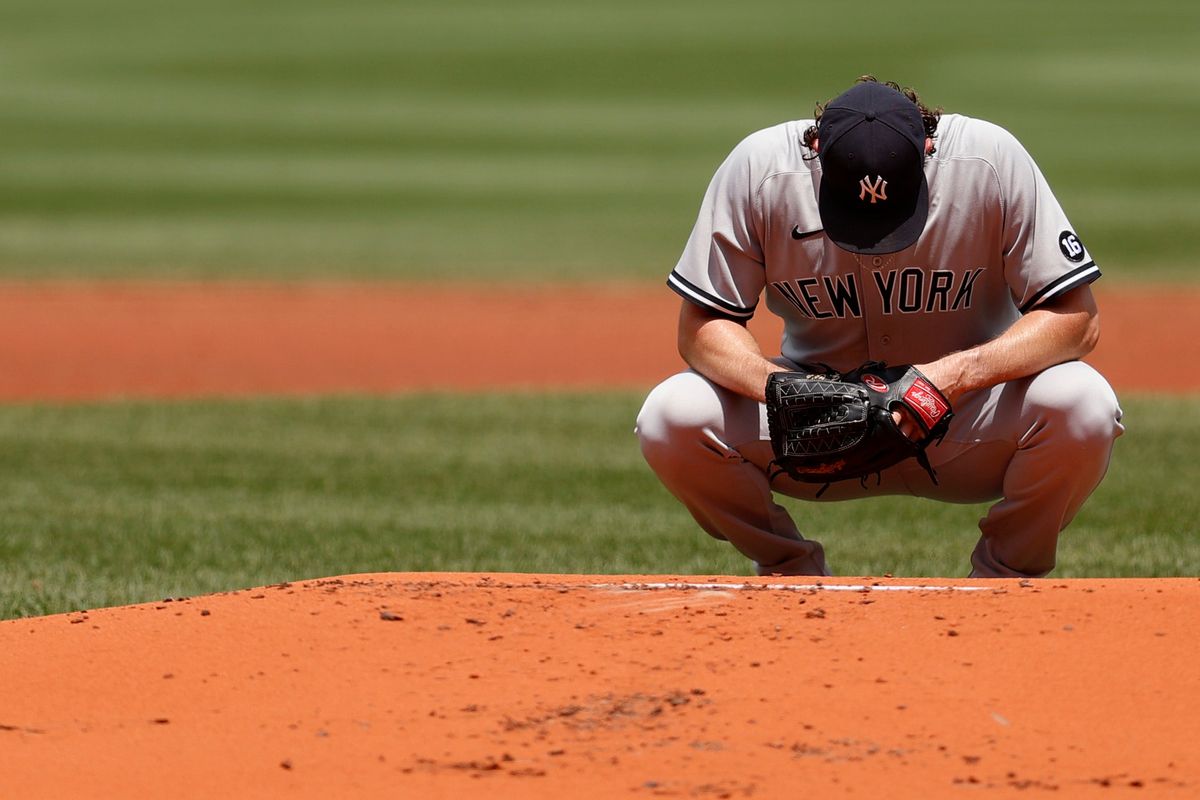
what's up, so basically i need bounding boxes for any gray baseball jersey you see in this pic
[667,113,1100,369]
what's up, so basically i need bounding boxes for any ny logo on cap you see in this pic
[858,175,888,204]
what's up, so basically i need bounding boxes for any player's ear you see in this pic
[811,137,820,154]
[924,137,934,155]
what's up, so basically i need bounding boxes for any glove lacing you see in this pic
[767,432,946,497]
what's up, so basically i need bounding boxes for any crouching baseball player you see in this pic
[635,76,1124,578]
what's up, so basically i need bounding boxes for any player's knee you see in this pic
[635,372,723,458]
[1027,362,1123,447]
[636,371,766,483]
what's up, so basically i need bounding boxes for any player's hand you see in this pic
[892,408,924,441]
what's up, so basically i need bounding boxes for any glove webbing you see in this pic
[768,430,946,497]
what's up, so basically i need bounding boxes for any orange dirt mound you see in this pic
[2,573,1197,798]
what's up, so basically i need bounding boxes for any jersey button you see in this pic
[880,335,892,345]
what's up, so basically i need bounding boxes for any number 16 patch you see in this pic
[1058,230,1086,262]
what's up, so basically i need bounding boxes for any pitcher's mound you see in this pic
[1,572,1196,797]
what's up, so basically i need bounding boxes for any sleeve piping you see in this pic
[1019,262,1100,312]
[667,271,756,319]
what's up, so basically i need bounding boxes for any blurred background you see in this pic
[2,0,1196,281]
[0,0,1197,616]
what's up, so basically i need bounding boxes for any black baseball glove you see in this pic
[764,362,954,492]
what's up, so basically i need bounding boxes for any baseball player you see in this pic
[635,77,1124,578]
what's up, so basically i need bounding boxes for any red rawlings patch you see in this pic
[862,374,888,393]
[904,378,950,429]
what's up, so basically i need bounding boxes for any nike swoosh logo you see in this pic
[791,226,823,241]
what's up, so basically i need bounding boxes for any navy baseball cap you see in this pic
[817,82,929,255]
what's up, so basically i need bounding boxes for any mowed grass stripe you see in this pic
[0,393,1190,619]
[0,0,1197,278]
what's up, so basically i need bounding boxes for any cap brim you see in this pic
[819,174,929,255]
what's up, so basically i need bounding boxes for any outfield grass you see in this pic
[0,393,1191,619]
[1,0,1197,280]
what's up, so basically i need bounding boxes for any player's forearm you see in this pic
[677,301,783,403]
[918,286,1100,404]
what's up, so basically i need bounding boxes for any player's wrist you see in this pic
[753,362,791,403]
[914,355,969,406]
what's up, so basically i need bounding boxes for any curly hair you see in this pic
[801,75,942,158]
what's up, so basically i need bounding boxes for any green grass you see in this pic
[0,393,1192,619]
[0,0,1197,280]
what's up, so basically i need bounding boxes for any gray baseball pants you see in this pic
[635,361,1123,578]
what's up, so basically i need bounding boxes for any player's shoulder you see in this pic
[735,119,811,149]
[721,120,814,178]
[935,114,1031,164]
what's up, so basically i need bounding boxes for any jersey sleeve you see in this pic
[994,125,1100,312]
[667,134,767,320]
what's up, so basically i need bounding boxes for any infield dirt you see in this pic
[2,574,1198,798]
[0,282,1196,797]
[0,282,1194,399]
